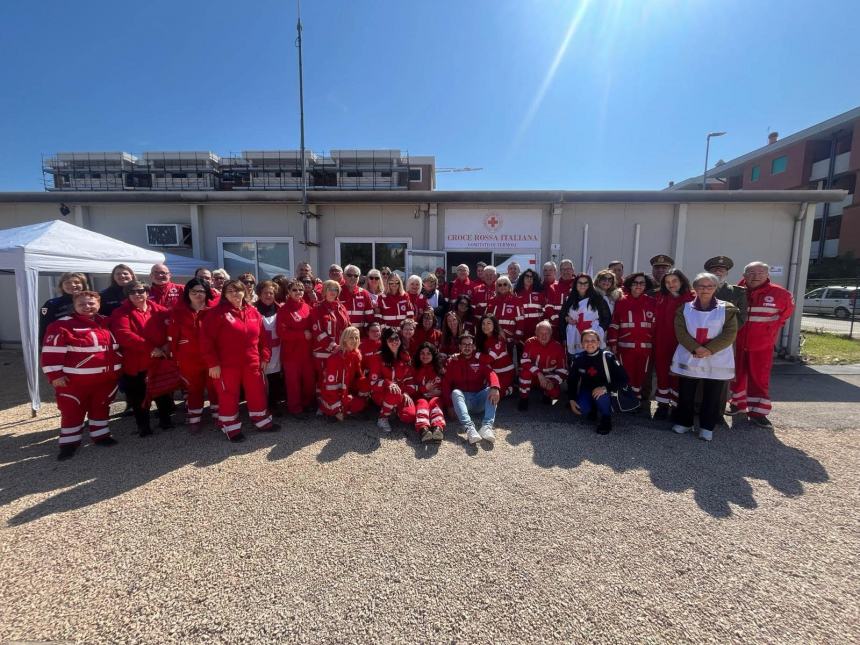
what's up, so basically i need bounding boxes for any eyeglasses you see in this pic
[129,289,146,295]
[598,277,612,282]
[368,276,380,281]
[631,280,647,286]
[242,280,255,285]
[576,281,590,286]
[345,273,359,278]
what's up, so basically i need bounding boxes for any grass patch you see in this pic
[801,332,860,364]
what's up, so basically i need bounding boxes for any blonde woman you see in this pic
[319,326,368,421]
[366,268,384,306]
[40,271,89,343]
[377,272,415,328]
[594,269,622,314]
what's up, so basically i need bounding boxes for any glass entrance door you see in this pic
[406,250,447,278]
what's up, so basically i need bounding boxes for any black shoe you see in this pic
[122,404,134,417]
[57,444,78,461]
[517,398,529,411]
[229,432,246,443]
[159,419,175,430]
[596,416,612,435]
[96,437,118,447]
[541,394,552,405]
[138,427,153,437]
[726,404,744,416]
[260,422,281,432]
[749,415,773,428]
[653,405,669,420]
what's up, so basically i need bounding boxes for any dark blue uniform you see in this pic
[99,284,126,317]
[39,293,74,344]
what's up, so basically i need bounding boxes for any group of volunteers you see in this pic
[38,251,794,460]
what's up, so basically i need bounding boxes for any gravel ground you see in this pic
[0,349,857,644]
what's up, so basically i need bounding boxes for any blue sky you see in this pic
[1,0,858,191]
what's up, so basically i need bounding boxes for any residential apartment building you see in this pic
[42,149,436,193]
[668,106,860,262]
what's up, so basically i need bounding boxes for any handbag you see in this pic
[601,351,640,413]
[144,357,184,408]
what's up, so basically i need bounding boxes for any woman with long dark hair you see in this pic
[607,273,657,401]
[559,274,612,356]
[414,308,442,349]
[99,264,136,317]
[476,314,515,396]
[514,268,545,342]
[440,310,464,358]
[653,268,694,419]
[411,342,446,443]
[368,326,416,433]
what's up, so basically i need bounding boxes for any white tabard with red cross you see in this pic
[564,299,606,354]
[670,301,734,380]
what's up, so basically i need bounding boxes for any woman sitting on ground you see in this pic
[476,314,515,397]
[568,329,629,435]
[319,326,369,421]
[368,326,417,433]
[411,342,447,443]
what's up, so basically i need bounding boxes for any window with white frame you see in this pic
[335,238,411,276]
[218,237,294,280]
[408,168,422,182]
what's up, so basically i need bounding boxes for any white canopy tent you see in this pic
[0,220,166,414]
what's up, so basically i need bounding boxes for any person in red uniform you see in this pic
[311,280,352,377]
[729,262,795,427]
[360,321,383,373]
[515,268,545,343]
[470,265,498,323]
[652,269,694,419]
[369,327,417,433]
[485,275,523,343]
[451,295,475,336]
[448,264,476,301]
[517,321,568,409]
[148,263,183,309]
[377,273,415,329]
[440,310,464,359]
[42,291,122,460]
[167,278,219,430]
[414,309,442,349]
[111,280,174,435]
[544,259,576,330]
[442,333,501,445]
[276,278,315,419]
[319,326,369,420]
[476,314,515,396]
[201,279,279,442]
[255,280,285,415]
[400,318,418,358]
[339,265,375,335]
[412,342,446,443]
[435,267,450,299]
[607,272,657,403]
[405,275,429,315]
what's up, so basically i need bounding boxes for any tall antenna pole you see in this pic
[296,0,308,223]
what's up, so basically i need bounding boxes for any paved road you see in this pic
[801,314,859,338]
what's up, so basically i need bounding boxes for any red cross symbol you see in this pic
[486,215,500,230]
[695,327,710,345]
[576,312,591,334]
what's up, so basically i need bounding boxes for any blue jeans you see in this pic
[577,389,612,418]
[451,387,497,429]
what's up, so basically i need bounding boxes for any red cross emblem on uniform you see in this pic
[695,327,710,345]
[587,366,598,377]
[576,312,591,334]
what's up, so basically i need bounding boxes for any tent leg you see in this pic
[31,408,38,418]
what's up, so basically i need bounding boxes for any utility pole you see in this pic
[296,0,310,244]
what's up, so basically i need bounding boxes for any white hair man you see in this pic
[728,261,795,428]
[339,264,374,333]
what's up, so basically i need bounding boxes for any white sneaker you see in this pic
[478,424,495,444]
[672,424,692,434]
[377,417,392,433]
[465,425,481,445]
[699,428,713,441]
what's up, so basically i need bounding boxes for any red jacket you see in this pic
[200,301,270,370]
[442,351,500,408]
[414,327,442,349]
[737,278,795,351]
[368,352,416,398]
[654,291,694,353]
[339,286,375,333]
[413,362,443,399]
[516,288,546,339]
[479,334,515,388]
[486,293,523,340]
[407,292,429,316]
[377,293,415,328]
[166,302,213,371]
[276,298,314,362]
[321,349,365,396]
[471,282,493,321]
[311,300,351,360]
[520,337,568,384]
[149,282,183,309]
[359,338,381,373]
[41,314,122,382]
[110,300,168,375]
[544,280,573,327]
[607,294,657,352]
[449,277,476,301]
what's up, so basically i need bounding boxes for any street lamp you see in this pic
[703,131,726,191]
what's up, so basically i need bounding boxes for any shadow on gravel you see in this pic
[506,405,830,518]
[770,364,860,403]
[0,414,297,526]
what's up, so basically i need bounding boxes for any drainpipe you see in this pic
[781,201,809,356]
[632,223,641,273]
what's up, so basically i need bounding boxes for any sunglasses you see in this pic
[368,276,380,281]
[631,281,647,286]
[129,289,146,295]
[242,280,256,285]
[345,273,359,278]
[576,281,590,286]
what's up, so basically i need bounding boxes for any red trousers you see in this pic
[618,348,650,398]
[654,342,679,406]
[415,398,446,433]
[217,365,272,438]
[283,357,316,414]
[54,374,118,446]
[372,390,417,422]
[518,373,562,399]
[731,346,774,417]
[179,362,219,426]
[319,379,370,418]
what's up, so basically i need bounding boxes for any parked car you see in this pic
[803,286,858,318]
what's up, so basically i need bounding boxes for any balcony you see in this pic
[814,193,854,218]
[809,151,851,182]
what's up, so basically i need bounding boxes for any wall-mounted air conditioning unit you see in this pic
[146,224,192,247]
